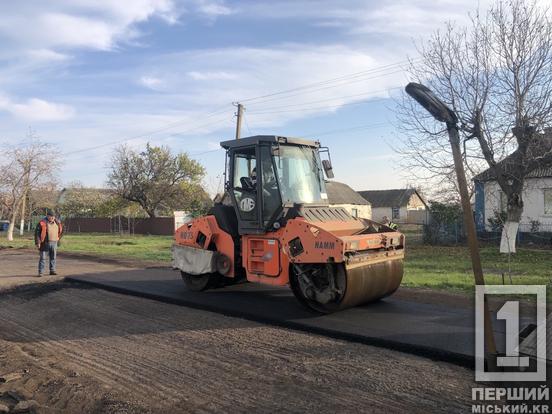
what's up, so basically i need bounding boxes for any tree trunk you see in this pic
[6,220,15,241]
[19,192,27,236]
[500,195,523,254]
[6,197,23,241]
[6,205,18,241]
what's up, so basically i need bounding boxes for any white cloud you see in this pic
[187,71,237,81]
[0,1,182,53]
[0,96,75,121]
[140,76,165,90]
[38,13,117,51]
[195,0,234,17]
[27,48,70,62]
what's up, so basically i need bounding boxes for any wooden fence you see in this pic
[63,217,175,235]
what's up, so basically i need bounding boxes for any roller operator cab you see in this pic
[173,135,405,313]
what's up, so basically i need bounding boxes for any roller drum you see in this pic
[339,259,404,309]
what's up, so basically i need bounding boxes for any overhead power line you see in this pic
[239,59,416,104]
[248,87,400,113]
[299,122,390,138]
[248,97,390,115]
[246,70,406,107]
[63,106,230,157]
[65,115,233,163]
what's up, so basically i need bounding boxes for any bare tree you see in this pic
[397,0,552,252]
[0,139,60,240]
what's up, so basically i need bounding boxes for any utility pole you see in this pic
[234,102,244,140]
[405,83,497,357]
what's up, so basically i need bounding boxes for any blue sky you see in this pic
[0,0,488,194]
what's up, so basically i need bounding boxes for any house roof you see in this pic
[325,181,370,205]
[473,132,552,182]
[474,166,552,181]
[358,188,421,208]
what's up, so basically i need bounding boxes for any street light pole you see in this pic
[405,82,497,356]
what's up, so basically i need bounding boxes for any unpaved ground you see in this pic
[0,249,136,291]
[0,282,478,413]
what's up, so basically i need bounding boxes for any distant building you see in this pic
[358,188,428,224]
[325,181,372,219]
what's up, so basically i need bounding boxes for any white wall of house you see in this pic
[371,207,391,222]
[483,178,552,231]
[372,206,428,223]
[330,203,372,219]
[371,207,409,223]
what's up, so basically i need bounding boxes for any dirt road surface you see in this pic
[0,284,478,413]
[0,249,479,413]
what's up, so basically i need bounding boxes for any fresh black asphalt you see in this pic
[65,267,517,367]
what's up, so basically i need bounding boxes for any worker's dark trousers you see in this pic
[38,241,57,275]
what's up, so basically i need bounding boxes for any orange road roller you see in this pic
[173,135,404,313]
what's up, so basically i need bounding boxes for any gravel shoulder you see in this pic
[0,282,479,413]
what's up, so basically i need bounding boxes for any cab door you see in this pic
[228,146,262,234]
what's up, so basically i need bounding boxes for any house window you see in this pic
[392,207,400,220]
[351,208,358,218]
[545,189,552,215]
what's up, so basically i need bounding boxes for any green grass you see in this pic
[404,245,552,299]
[0,232,173,263]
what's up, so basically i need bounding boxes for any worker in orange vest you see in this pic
[34,209,63,277]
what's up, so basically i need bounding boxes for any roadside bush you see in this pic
[423,201,464,245]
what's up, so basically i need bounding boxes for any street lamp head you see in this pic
[405,82,458,125]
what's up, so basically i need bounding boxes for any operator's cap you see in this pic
[46,209,55,217]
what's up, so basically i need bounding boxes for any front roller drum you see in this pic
[180,271,221,291]
[289,259,403,313]
[178,250,231,291]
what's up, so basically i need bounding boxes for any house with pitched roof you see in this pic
[358,188,428,224]
[325,181,372,219]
